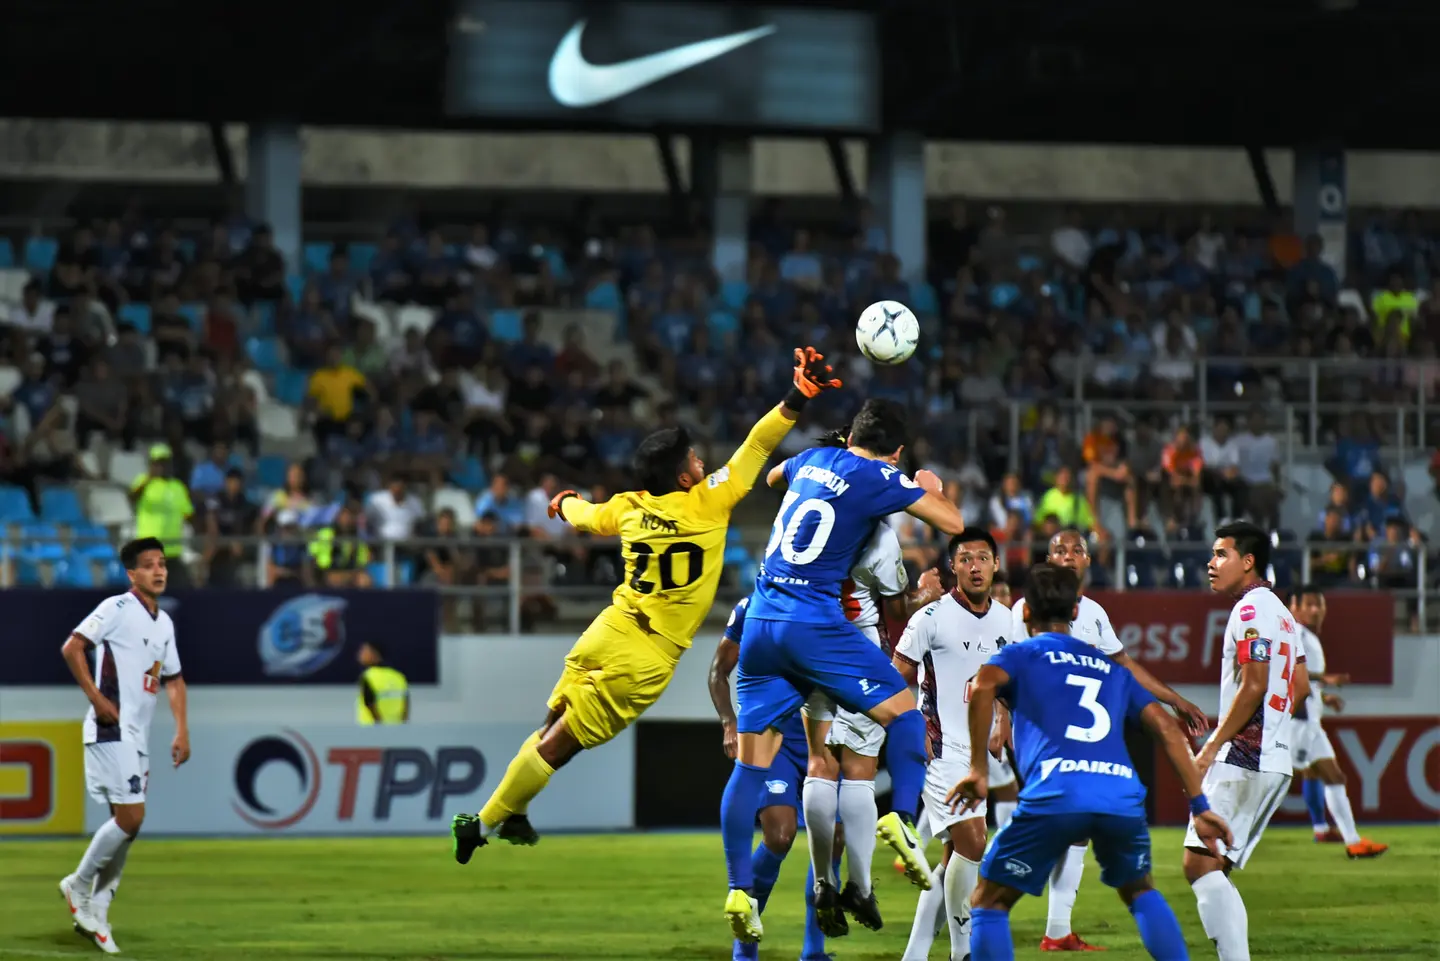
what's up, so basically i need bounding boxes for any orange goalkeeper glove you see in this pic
[548,489,580,520]
[790,346,842,401]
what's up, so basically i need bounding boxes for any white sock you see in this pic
[902,858,948,961]
[91,837,133,915]
[1045,844,1086,940]
[916,809,934,848]
[945,850,980,959]
[1191,871,1250,960]
[75,819,133,887]
[994,800,1017,830]
[837,779,878,895]
[1324,784,1362,845]
[803,777,840,888]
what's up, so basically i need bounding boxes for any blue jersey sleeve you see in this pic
[723,598,749,645]
[781,455,799,486]
[1123,668,1157,723]
[869,464,928,516]
[986,641,1026,704]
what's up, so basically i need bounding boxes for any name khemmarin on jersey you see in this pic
[793,465,851,496]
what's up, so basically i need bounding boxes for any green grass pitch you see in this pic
[2,827,1436,960]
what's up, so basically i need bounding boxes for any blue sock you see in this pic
[721,762,770,890]
[1129,889,1189,961]
[800,862,827,960]
[885,709,928,820]
[970,907,1015,960]
[751,842,785,913]
[1302,777,1328,829]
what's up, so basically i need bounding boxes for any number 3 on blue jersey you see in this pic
[1063,674,1112,743]
[764,491,836,565]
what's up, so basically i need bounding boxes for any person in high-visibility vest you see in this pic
[357,641,409,725]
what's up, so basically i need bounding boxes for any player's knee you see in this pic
[806,752,839,781]
[536,718,584,769]
[969,879,1010,911]
[114,805,144,837]
[763,820,797,854]
[1115,874,1155,907]
[1181,848,1224,884]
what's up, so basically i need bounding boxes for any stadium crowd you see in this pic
[0,201,1436,622]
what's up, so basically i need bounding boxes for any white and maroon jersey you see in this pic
[895,593,1013,760]
[1214,584,1306,776]
[840,521,907,650]
[1010,593,1124,656]
[72,591,181,746]
[1296,623,1326,723]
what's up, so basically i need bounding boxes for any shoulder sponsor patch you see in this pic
[1239,604,1256,622]
[707,466,731,488]
[1243,627,1259,640]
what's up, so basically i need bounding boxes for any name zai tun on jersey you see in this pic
[1044,651,1114,673]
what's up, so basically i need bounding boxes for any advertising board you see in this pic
[86,722,634,835]
[3,589,439,686]
[0,721,85,836]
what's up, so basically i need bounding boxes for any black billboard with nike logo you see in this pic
[446,0,879,132]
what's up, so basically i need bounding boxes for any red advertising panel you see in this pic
[1152,716,1440,825]
[1085,590,1394,685]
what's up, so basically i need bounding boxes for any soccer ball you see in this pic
[855,300,920,365]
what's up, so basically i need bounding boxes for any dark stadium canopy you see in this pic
[3,0,1436,148]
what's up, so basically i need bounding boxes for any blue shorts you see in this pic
[736,617,907,735]
[981,807,1153,897]
[759,724,809,825]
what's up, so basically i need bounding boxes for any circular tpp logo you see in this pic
[232,729,321,829]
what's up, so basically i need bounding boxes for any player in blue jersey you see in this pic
[948,565,1233,961]
[720,399,967,944]
[709,596,843,961]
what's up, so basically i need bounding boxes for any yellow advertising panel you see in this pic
[0,721,84,836]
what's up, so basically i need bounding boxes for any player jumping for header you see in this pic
[59,537,191,956]
[451,347,839,859]
[720,398,966,944]
[950,564,1233,961]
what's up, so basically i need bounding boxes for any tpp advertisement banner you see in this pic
[2,589,438,686]
[0,721,85,836]
[446,0,879,132]
[1082,590,1394,686]
[88,723,635,835]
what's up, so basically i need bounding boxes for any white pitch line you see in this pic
[0,948,149,960]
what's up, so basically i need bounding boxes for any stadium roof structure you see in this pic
[3,0,1436,149]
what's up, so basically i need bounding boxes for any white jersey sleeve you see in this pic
[73,595,126,646]
[162,629,183,679]
[1074,596,1125,656]
[1009,600,1029,642]
[844,522,908,634]
[1214,586,1303,776]
[1299,626,1325,722]
[895,599,937,667]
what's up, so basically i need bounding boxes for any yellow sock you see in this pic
[478,737,555,829]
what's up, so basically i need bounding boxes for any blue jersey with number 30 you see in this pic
[989,632,1156,817]
[746,446,925,625]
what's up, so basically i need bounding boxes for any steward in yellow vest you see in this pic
[357,641,409,725]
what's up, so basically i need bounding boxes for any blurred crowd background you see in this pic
[1,197,1436,632]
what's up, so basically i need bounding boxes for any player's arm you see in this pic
[1140,700,1233,856]
[1108,650,1209,737]
[766,459,790,491]
[549,491,624,536]
[880,567,943,624]
[60,632,114,723]
[1196,659,1269,774]
[1291,660,1312,717]
[708,636,741,758]
[166,673,191,766]
[902,470,966,535]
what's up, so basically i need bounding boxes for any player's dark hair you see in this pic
[1295,583,1324,601]
[120,537,166,569]
[1215,520,1271,574]
[948,527,998,559]
[848,399,910,457]
[364,640,387,659]
[1024,564,1080,625]
[817,425,850,449]
[992,569,1009,586]
[632,426,693,495]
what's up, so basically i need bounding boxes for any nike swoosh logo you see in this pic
[548,19,776,109]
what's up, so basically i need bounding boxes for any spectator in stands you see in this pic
[149,292,194,363]
[309,503,373,588]
[6,279,54,336]
[1286,234,1339,306]
[212,359,260,456]
[553,324,599,381]
[268,509,308,586]
[469,510,516,629]
[259,462,315,531]
[12,352,57,434]
[1370,269,1417,344]
[1081,414,1136,531]
[188,442,233,498]
[993,507,1032,582]
[465,223,499,275]
[474,471,526,533]
[1160,424,1204,529]
[780,229,823,289]
[1150,320,1198,396]
[988,471,1036,530]
[506,362,556,417]
[1233,410,1281,529]
[1034,465,1095,533]
[407,409,451,488]
[433,289,488,369]
[18,404,84,507]
[233,224,286,304]
[306,345,368,447]
[1368,518,1423,630]
[129,443,194,587]
[288,284,339,370]
[543,408,597,478]
[1200,416,1244,521]
[414,230,458,308]
[73,358,131,450]
[1354,471,1405,540]
[203,293,241,364]
[317,249,357,323]
[1308,507,1355,588]
[38,308,87,388]
[164,353,217,445]
[1327,414,1382,500]
[388,326,437,403]
[366,472,426,551]
[425,506,482,631]
[459,364,509,455]
[506,311,555,377]
[201,467,257,587]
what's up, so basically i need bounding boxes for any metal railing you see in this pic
[2,532,1432,634]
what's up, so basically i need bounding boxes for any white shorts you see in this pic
[922,746,986,836]
[989,751,1017,789]
[1291,721,1335,768]
[1182,767,1290,870]
[84,742,149,805]
[826,707,885,757]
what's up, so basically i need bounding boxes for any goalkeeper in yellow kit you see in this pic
[452,347,842,860]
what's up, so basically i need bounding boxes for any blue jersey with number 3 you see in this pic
[989,632,1156,817]
[746,446,925,625]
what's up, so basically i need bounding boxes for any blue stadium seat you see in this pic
[0,238,13,268]
[348,243,378,275]
[585,280,622,312]
[719,280,750,313]
[14,558,44,586]
[0,485,35,523]
[24,236,59,275]
[178,302,206,334]
[55,557,96,588]
[707,310,739,342]
[117,302,152,334]
[1017,254,1044,274]
[303,242,333,277]
[252,300,278,336]
[489,308,523,343]
[449,456,488,492]
[908,281,940,316]
[988,283,1021,310]
[39,488,86,524]
[274,369,309,407]
[245,337,285,374]
[286,273,306,305]
[18,525,65,563]
[256,455,289,489]
[366,560,414,586]
[74,537,118,562]
[97,558,128,586]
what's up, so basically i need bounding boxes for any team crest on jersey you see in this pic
[1247,638,1271,662]
[257,594,348,678]
[1002,858,1033,878]
[1239,604,1256,622]
[1243,627,1260,640]
[765,780,789,794]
